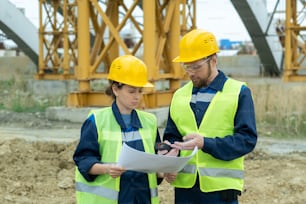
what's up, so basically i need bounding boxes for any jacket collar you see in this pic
[111,102,142,129]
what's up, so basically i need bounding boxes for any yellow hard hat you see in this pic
[107,55,153,87]
[173,29,219,63]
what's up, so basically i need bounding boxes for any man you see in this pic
[163,29,258,203]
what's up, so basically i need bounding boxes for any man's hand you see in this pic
[171,133,204,150]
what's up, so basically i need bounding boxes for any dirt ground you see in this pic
[0,110,306,204]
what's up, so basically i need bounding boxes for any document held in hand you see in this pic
[117,143,198,173]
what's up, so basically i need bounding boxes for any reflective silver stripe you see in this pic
[191,92,215,104]
[199,168,244,179]
[122,130,142,142]
[179,164,197,174]
[75,182,118,200]
[150,187,158,198]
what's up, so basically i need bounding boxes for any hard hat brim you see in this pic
[172,56,181,62]
[143,82,154,88]
[172,56,197,63]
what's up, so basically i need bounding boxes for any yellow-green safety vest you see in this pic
[75,107,159,204]
[170,78,245,192]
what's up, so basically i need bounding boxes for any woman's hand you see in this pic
[164,172,177,183]
[108,164,126,178]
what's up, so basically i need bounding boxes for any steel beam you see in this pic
[38,0,196,107]
[283,0,306,81]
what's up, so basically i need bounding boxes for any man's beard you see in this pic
[192,66,211,88]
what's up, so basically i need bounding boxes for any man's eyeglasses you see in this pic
[181,57,211,72]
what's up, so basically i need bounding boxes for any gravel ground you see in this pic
[0,110,306,204]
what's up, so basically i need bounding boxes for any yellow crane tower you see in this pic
[283,0,306,81]
[36,0,306,108]
[37,0,196,108]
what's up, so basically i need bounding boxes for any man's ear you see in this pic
[210,55,217,65]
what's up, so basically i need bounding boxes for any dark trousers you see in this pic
[175,185,240,204]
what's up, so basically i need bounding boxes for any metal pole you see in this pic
[77,0,90,92]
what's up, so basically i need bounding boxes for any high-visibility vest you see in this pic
[170,79,245,192]
[75,107,159,204]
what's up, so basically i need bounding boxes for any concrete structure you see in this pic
[46,106,169,128]
[0,0,38,65]
[218,55,262,77]
[0,55,262,92]
[0,0,281,77]
[231,0,283,76]
[0,55,261,126]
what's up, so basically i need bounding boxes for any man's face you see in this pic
[182,56,214,88]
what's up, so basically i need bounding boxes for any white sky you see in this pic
[197,0,250,41]
[8,0,39,26]
[7,0,287,42]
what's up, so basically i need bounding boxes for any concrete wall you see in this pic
[2,55,306,127]
[0,55,261,96]
[218,55,261,77]
[0,55,36,80]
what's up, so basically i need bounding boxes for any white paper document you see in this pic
[117,143,198,173]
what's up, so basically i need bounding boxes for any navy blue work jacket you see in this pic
[163,70,257,161]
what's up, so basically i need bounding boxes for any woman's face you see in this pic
[113,84,143,114]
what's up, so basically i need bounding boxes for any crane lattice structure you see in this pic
[37,0,306,108]
[37,0,196,108]
[283,0,306,81]
[270,0,306,81]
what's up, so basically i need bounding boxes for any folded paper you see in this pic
[117,143,198,173]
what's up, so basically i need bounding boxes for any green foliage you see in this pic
[250,81,306,139]
[10,96,46,112]
[257,114,306,139]
[0,77,65,113]
[0,78,15,89]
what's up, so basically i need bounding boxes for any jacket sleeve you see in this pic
[73,115,102,181]
[203,86,258,161]
[163,112,184,144]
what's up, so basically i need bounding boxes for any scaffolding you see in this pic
[37,0,196,107]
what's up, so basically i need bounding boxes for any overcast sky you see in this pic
[197,0,251,41]
[8,0,286,42]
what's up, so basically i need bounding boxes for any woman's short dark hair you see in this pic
[105,81,124,99]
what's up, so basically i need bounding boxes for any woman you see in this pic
[73,55,162,204]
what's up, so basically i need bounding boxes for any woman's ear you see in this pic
[112,84,119,97]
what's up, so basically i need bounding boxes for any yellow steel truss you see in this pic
[37,0,196,107]
[283,0,306,81]
[38,0,78,79]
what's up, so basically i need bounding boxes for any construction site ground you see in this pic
[0,110,306,204]
[1,54,306,203]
